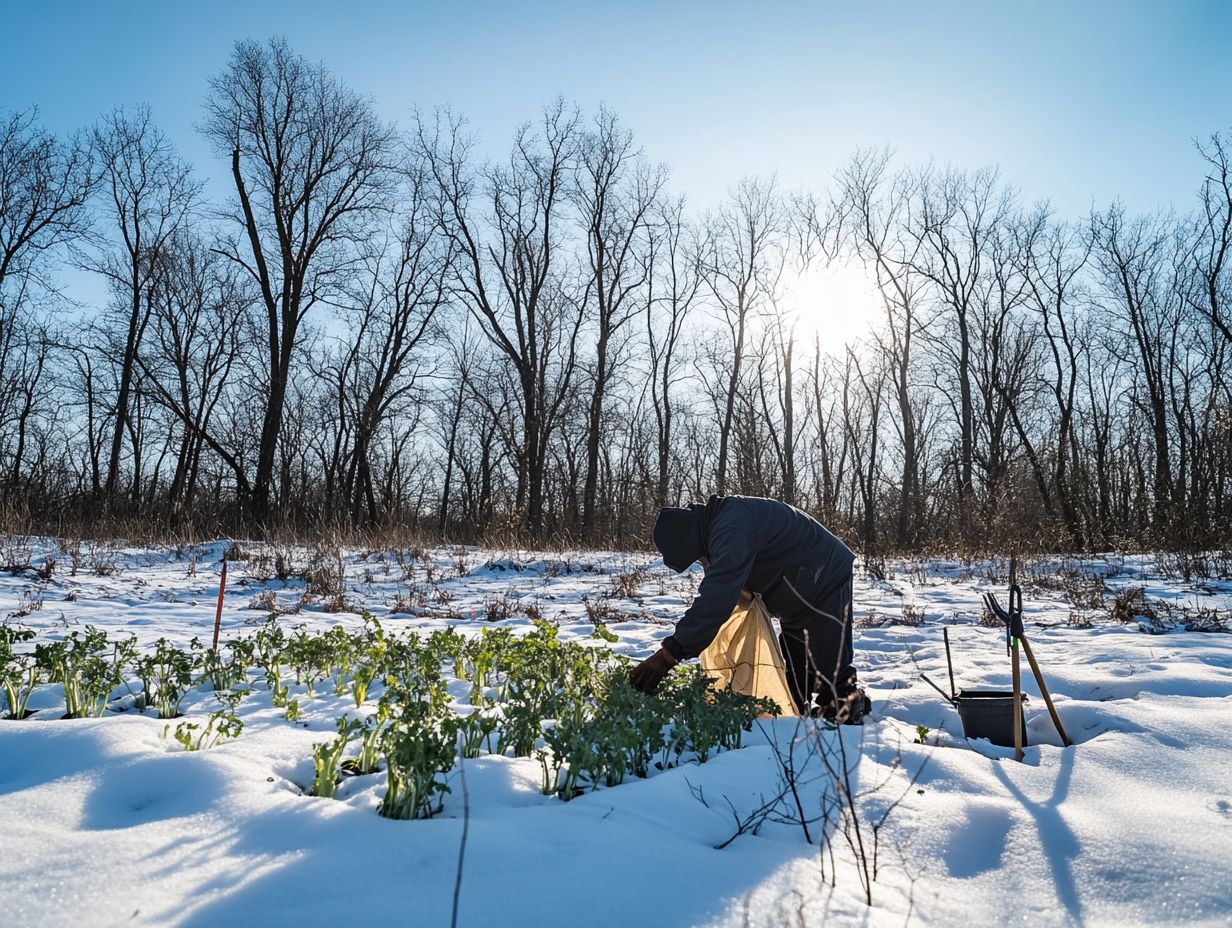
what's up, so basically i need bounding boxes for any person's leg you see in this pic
[778,626,812,715]
[778,573,863,718]
[805,576,854,700]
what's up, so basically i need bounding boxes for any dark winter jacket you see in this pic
[656,495,855,659]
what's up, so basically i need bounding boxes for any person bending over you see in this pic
[630,494,870,724]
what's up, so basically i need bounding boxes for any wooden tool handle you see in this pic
[1012,640,1024,762]
[1020,635,1073,747]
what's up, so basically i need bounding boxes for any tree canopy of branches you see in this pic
[2,38,1231,555]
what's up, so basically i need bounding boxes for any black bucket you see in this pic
[955,690,1028,747]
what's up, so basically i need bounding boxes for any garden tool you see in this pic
[983,559,1073,759]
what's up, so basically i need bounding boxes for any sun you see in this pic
[780,260,884,354]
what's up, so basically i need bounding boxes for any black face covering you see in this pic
[653,506,703,573]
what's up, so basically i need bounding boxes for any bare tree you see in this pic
[417,102,583,536]
[573,108,665,536]
[322,158,452,527]
[905,166,1011,535]
[1090,205,1182,534]
[807,344,850,528]
[0,110,95,506]
[88,105,199,506]
[1187,131,1232,345]
[700,177,786,495]
[202,37,396,525]
[646,194,701,508]
[843,345,884,546]
[831,150,928,545]
[435,320,482,535]
[136,233,250,518]
[0,109,95,299]
[1011,207,1091,542]
[755,312,801,505]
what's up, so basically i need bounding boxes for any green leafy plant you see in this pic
[541,666,672,799]
[311,716,360,798]
[192,636,249,692]
[34,626,133,718]
[254,616,287,690]
[455,705,499,759]
[660,665,772,764]
[285,624,354,697]
[134,637,194,719]
[164,707,243,751]
[1,626,39,719]
[379,683,457,820]
[590,623,619,643]
[343,702,390,776]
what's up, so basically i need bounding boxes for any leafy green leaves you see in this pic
[34,626,133,718]
[6,609,773,819]
[163,706,243,751]
[1,625,39,719]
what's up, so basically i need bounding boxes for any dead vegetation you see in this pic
[610,570,643,600]
[584,596,625,625]
[1108,585,1231,632]
[484,594,513,623]
[857,603,925,629]
[1109,586,1155,625]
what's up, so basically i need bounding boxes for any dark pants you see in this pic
[777,576,854,713]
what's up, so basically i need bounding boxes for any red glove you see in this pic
[630,646,680,694]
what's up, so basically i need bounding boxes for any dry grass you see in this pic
[610,570,643,600]
[1109,586,1154,625]
[584,597,624,625]
[855,609,885,629]
[483,594,512,623]
[305,541,345,598]
[517,600,545,623]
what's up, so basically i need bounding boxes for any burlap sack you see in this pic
[699,593,800,716]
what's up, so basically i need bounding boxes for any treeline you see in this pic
[1,37,1230,552]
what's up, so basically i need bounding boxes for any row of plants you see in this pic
[2,615,779,820]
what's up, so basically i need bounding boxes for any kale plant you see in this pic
[164,707,243,751]
[379,682,457,820]
[34,626,134,718]
[311,716,360,798]
[1,626,39,719]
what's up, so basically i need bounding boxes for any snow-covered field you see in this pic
[1,539,1230,927]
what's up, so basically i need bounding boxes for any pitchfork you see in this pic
[983,557,1073,761]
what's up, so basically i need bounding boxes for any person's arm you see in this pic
[662,521,755,660]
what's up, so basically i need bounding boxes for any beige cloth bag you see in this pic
[699,593,801,716]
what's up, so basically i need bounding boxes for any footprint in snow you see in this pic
[1211,798,1232,822]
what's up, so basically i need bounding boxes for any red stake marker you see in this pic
[212,559,228,651]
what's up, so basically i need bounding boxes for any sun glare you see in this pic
[782,261,884,354]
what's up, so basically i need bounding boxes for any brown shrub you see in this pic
[611,570,643,600]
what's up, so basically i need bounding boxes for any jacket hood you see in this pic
[653,504,706,573]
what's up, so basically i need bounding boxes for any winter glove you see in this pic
[630,646,680,694]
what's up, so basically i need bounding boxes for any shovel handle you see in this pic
[1011,639,1024,762]
[943,627,957,700]
[1020,635,1073,747]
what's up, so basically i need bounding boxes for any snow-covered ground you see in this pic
[1,539,1230,927]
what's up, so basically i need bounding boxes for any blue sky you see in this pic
[3,1,1230,335]
[5,1,1229,215]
